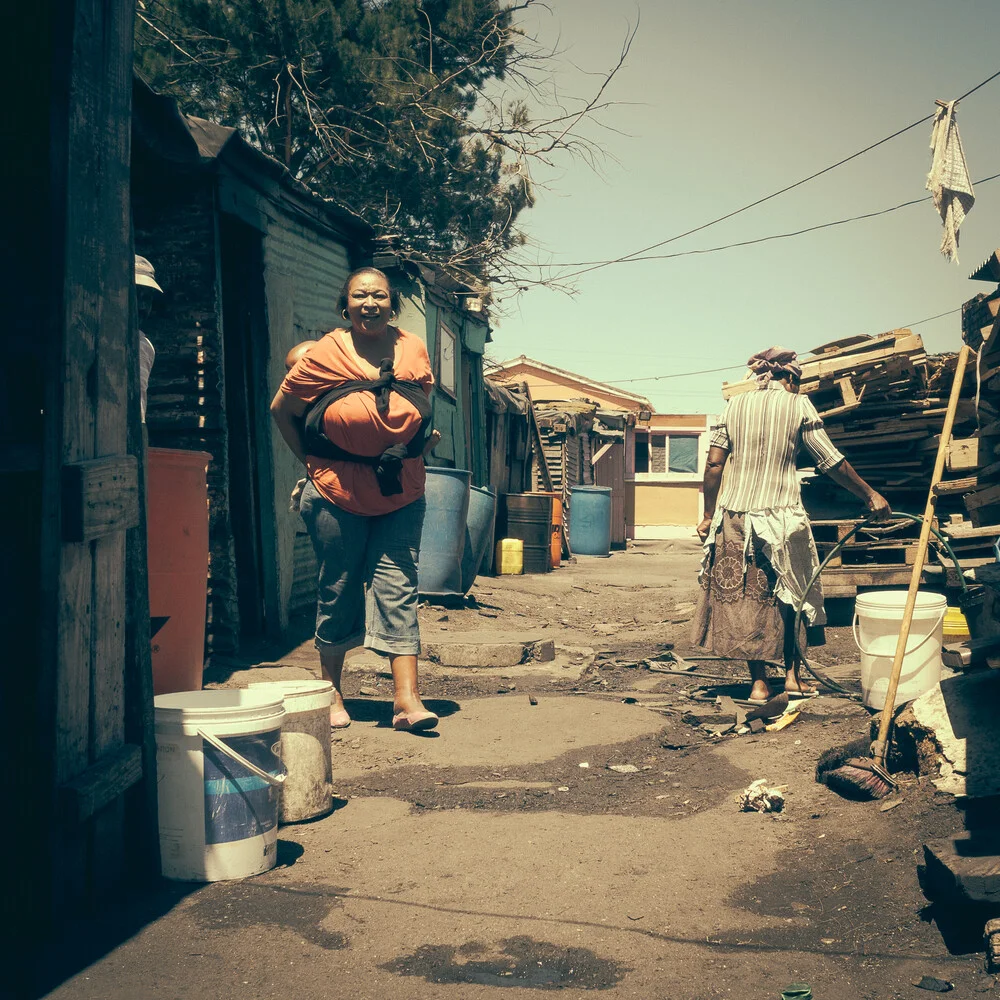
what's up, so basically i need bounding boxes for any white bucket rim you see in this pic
[154,689,285,730]
[248,679,333,712]
[855,591,947,615]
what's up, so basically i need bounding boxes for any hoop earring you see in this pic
[341,308,350,321]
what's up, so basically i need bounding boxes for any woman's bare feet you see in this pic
[783,671,816,697]
[330,689,351,729]
[748,678,773,703]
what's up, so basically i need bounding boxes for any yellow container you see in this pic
[943,606,971,641]
[495,538,524,575]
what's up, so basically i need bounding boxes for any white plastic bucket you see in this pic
[154,690,286,881]
[249,680,334,822]
[853,591,947,710]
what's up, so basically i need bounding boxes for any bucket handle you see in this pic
[197,728,287,787]
[851,608,947,659]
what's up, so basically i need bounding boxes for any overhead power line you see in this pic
[520,172,1000,269]
[540,65,1000,283]
[610,309,964,386]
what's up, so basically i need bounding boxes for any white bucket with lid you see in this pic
[155,690,286,881]
[853,591,947,710]
[249,679,334,822]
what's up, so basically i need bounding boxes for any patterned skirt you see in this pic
[691,510,785,660]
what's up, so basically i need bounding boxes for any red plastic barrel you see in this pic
[147,448,211,695]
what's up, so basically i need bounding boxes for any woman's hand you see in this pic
[422,429,442,457]
[696,515,714,541]
[866,491,892,521]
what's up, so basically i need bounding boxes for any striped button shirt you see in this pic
[710,383,844,513]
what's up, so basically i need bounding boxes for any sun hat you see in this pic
[135,255,163,292]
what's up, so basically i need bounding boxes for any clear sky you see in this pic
[486,0,1000,415]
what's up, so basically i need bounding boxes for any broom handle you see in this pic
[873,344,972,768]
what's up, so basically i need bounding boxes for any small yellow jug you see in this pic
[495,538,524,575]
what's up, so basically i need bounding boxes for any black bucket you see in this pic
[504,494,553,573]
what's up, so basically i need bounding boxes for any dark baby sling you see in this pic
[303,358,432,497]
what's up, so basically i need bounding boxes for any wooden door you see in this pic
[594,441,627,547]
[5,0,157,963]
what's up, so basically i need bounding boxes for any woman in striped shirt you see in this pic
[692,347,890,703]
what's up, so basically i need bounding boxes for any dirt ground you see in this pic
[28,539,995,1000]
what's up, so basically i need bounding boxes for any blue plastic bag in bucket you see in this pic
[155,690,287,881]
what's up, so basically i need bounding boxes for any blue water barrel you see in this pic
[569,485,612,557]
[460,486,497,594]
[418,468,471,595]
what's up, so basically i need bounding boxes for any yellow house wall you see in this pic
[633,482,702,526]
[644,414,708,430]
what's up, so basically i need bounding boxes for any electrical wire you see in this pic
[530,67,1000,283]
[518,173,1000,271]
[602,310,964,386]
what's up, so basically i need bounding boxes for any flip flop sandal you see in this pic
[330,710,352,730]
[392,710,439,732]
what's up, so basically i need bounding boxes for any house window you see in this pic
[668,435,698,473]
[633,432,700,477]
[650,434,667,473]
[634,434,649,473]
[437,322,457,397]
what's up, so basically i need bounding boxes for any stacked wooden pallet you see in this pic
[723,330,976,510]
[956,257,1000,526]
[723,329,978,595]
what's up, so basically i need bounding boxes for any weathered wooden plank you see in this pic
[61,456,139,542]
[942,523,1000,539]
[59,743,142,826]
[965,484,1000,510]
[934,476,980,496]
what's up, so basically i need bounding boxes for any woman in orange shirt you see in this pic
[270,268,441,732]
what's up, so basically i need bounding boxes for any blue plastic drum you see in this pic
[418,468,471,595]
[569,485,612,557]
[460,485,497,593]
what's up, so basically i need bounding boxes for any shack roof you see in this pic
[133,74,373,242]
[970,250,1000,283]
[490,355,653,411]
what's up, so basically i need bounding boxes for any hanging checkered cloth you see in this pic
[926,100,975,264]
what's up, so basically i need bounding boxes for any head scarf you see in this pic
[747,347,801,389]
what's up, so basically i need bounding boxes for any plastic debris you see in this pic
[781,985,812,1000]
[737,778,785,813]
[766,711,800,732]
[578,762,590,768]
[608,764,639,774]
[912,976,953,992]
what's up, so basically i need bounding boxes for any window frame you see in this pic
[436,319,457,399]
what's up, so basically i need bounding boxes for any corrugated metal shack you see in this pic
[485,379,550,496]
[374,254,492,485]
[534,401,632,548]
[132,79,374,653]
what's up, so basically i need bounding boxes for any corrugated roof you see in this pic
[970,250,1000,283]
[133,74,373,240]
[491,355,653,409]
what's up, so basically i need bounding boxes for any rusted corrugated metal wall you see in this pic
[135,173,240,652]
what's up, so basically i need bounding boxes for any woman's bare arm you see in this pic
[825,458,891,519]
[697,445,730,540]
[269,390,309,465]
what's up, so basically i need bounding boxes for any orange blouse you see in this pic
[280,327,434,516]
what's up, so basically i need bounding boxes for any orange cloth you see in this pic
[280,327,433,516]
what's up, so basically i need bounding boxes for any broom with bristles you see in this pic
[822,343,972,801]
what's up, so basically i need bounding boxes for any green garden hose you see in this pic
[792,511,968,698]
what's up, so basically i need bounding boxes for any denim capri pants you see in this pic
[298,480,425,657]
